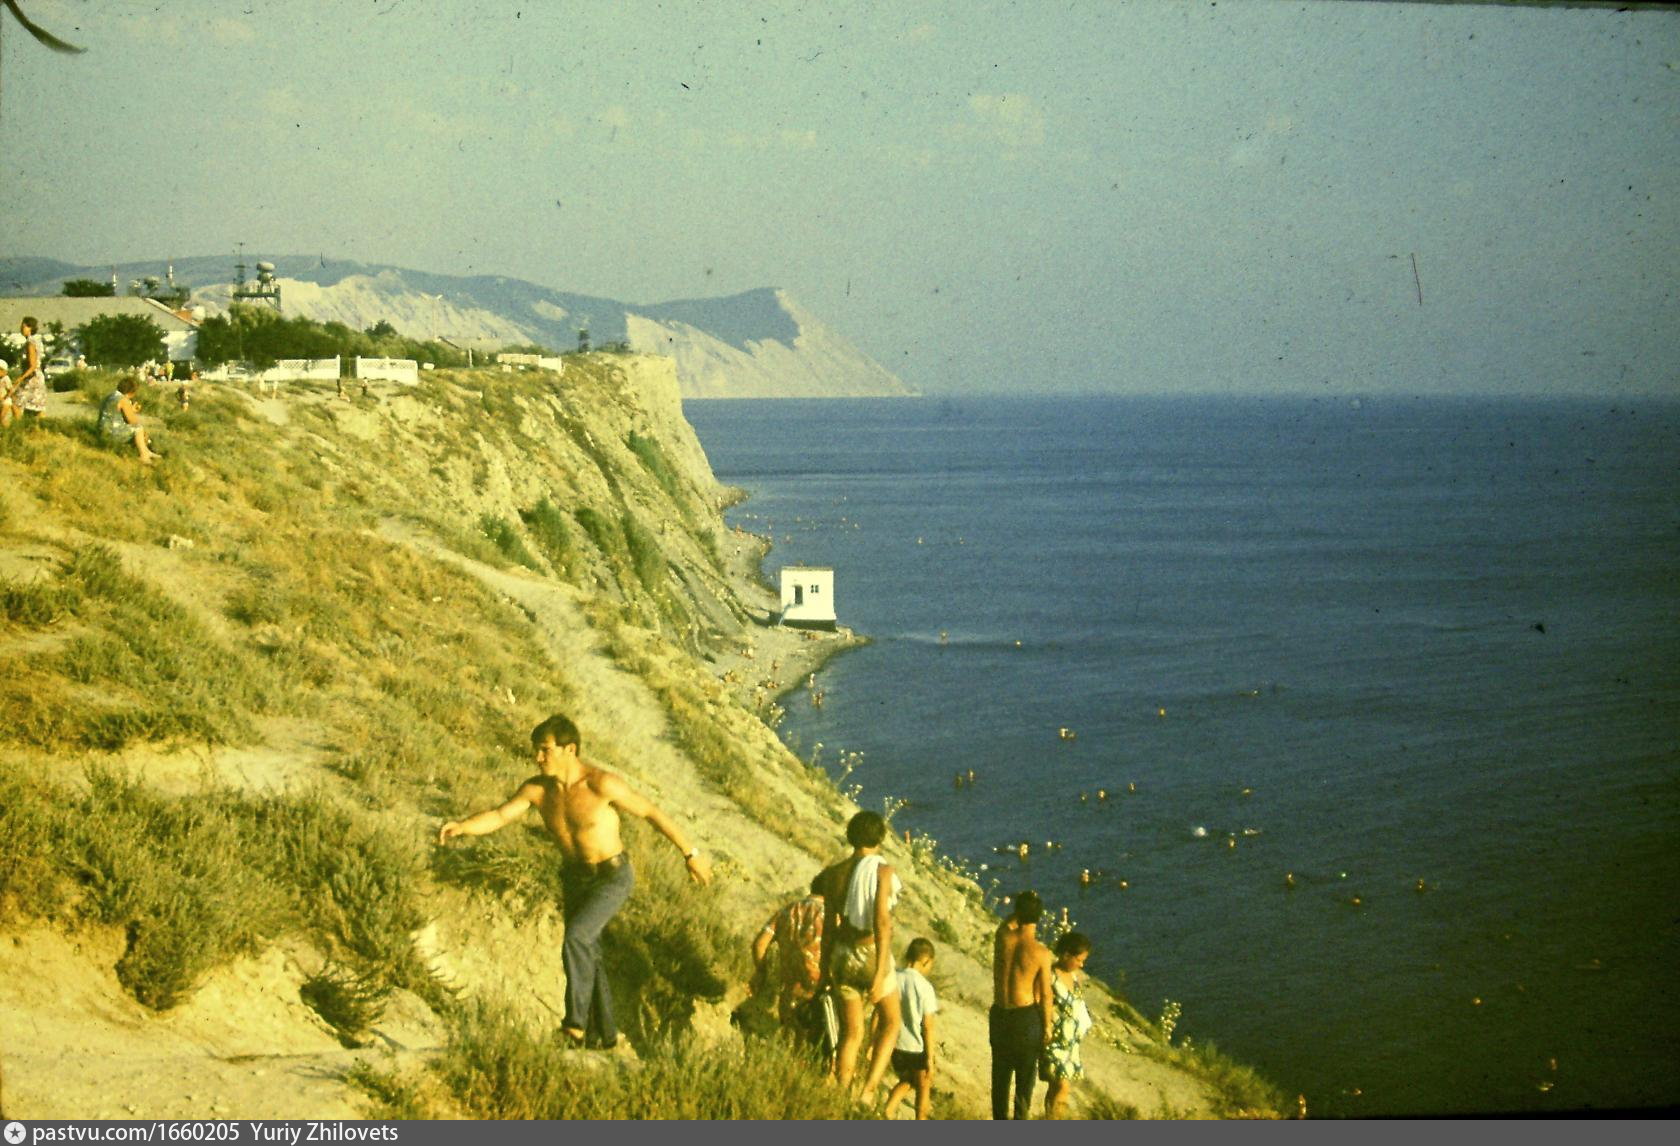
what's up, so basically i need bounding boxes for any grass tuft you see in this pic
[301,963,392,1046]
[434,997,862,1120]
[479,514,541,570]
[518,497,577,580]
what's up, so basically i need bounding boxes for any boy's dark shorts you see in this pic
[891,1049,929,1080]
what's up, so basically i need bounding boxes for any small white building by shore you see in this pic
[779,566,836,630]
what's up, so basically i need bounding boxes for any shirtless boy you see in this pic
[990,890,1053,1119]
[438,713,711,1048]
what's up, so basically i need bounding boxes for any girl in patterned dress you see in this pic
[11,317,49,420]
[1039,931,1094,1119]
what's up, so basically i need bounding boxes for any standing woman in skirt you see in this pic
[11,317,49,421]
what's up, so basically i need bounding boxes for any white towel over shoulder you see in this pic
[842,854,902,933]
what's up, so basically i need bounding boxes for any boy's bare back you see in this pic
[993,920,1051,1009]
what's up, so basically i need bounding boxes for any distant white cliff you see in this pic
[626,290,914,399]
[2,256,913,400]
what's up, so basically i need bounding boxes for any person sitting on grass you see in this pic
[1040,932,1095,1120]
[883,937,940,1121]
[98,375,162,464]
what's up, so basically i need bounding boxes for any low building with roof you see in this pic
[0,296,202,362]
[779,565,837,630]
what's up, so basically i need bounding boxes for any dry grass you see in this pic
[0,364,1280,1119]
[0,768,431,1013]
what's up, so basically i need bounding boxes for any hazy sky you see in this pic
[2,0,1677,396]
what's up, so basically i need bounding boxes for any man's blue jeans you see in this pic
[560,855,635,1046]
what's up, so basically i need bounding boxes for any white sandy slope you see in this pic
[191,273,533,348]
[626,291,914,399]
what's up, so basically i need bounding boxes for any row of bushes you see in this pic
[196,308,472,370]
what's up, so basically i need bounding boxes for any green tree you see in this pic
[194,306,471,370]
[61,278,114,298]
[77,313,166,368]
[365,320,398,339]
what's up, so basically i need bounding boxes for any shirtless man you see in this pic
[990,890,1053,1119]
[438,713,711,1049]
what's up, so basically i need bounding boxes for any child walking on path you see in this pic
[1040,932,1095,1119]
[883,938,939,1120]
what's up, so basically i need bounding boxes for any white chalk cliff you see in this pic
[2,256,914,400]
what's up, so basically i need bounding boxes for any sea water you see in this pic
[682,394,1680,1117]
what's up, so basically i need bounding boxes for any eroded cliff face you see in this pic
[0,354,1266,1119]
[617,353,721,488]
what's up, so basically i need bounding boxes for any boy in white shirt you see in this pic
[884,938,939,1120]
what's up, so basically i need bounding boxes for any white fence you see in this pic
[355,356,419,385]
[497,352,565,375]
[263,357,340,383]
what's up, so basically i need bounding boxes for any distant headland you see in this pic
[0,254,916,401]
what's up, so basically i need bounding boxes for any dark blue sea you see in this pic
[682,394,1680,1118]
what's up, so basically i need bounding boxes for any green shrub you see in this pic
[5,774,435,1013]
[518,497,576,579]
[343,1062,438,1120]
[245,791,426,972]
[301,963,391,1046]
[61,543,128,601]
[435,998,862,1120]
[0,769,70,918]
[573,506,621,561]
[479,514,540,570]
[626,430,683,503]
[71,774,287,1009]
[1086,1093,1144,1119]
[621,512,666,597]
[0,576,76,626]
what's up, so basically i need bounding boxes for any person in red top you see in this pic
[750,875,827,1029]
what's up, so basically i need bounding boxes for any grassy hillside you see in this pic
[0,358,1283,1120]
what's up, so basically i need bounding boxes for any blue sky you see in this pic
[2,0,1677,395]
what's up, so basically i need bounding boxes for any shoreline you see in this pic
[707,519,868,724]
